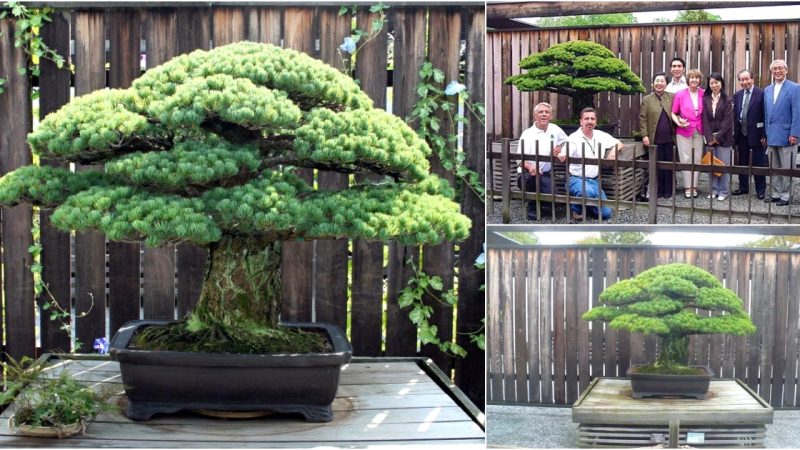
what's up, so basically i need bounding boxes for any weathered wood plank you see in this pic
[552,249,567,404]
[513,250,528,402]
[527,250,541,403]
[349,9,388,357]
[500,250,515,401]
[488,248,503,402]
[603,250,619,377]
[786,253,800,407]
[212,6,247,45]
[73,11,108,351]
[772,252,790,405]
[37,10,72,353]
[760,252,777,402]
[280,7,316,323]
[590,248,605,379]
[385,6,425,356]
[314,8,351,332]
[455,5,486,410]
[539,248,554,404]
[107,9,143,336]
[420,6,459,375]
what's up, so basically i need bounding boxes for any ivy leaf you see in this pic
[371,19,383,33]
[17,66,26,75]
[338,6,349,15]
[419,325,438,344]
[429,276,443,291]
[432,68,445,83]
[398,291,415,308]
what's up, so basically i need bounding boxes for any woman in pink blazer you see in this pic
[671,68,705,198]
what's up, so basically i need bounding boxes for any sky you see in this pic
[521,4,800,24]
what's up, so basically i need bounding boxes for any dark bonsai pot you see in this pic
[628,365,712,400]
[109,320,352,422]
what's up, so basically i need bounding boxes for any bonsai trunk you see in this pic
[571,92,596,121]
[656,334,690,367]
[189,237,282,331]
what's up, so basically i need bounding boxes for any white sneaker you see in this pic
[717,195,726,201]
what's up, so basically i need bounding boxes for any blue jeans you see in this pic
[568,176,612,219]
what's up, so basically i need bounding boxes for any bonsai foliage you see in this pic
[0,42,471,350]
[582,263,756,372]
[504,40,645,121]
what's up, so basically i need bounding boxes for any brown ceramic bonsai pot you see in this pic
[109,319,352,422]
[628,365,713,400]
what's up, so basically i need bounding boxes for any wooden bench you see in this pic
[488,140,647,202]
[572,378,773,448]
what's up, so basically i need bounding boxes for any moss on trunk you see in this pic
[189,237,282,331]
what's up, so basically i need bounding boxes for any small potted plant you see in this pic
[582,263,756,399]
[505,40,645,132]
[0,356,116,438]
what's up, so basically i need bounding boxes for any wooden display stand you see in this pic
[572,378,773,448]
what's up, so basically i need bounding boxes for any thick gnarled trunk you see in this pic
[656,334,690,367]
[189,237,282,331]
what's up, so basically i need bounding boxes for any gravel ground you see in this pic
[486,404,800,448]
[488,174,800,224]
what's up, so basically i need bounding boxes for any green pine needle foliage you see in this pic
[583,263,756,338]
[504,40,645,118]
[0,42,471,247]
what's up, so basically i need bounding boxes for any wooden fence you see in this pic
[488,19,800,139]
[0,3,485,408]
[488,245,800,408]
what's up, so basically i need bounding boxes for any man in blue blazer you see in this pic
[733,70,767,199]
[764,59,800,206]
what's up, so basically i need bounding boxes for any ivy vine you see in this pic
[0,0,65,97]
[337,3,389,79]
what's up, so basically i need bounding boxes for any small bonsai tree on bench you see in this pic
[582,263,756,374]
[0,42,471,352]
[504,40,645,122]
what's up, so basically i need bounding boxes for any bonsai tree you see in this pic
[582,263,756,374]
[504,40,645,122]
[0,42,471,352]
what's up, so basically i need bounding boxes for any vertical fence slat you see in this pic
[786,253,800,407]
[455,6,486,409]
[539,249,553,404]
[760,252,777,402]
[710,251,726,377]
[38,11,72,353]
[552,249,566,404]
[565,250,579,403]
[256,7,282,45]
[349,8,388,357]
[280,7,316,323]
[312,8,351,331]
[488,249,502,402]
[420,6,459,373]
[513,250,528,402]
[0,17,34,359]
[142,9,178,321]
[721,251,737,379]
[175,8,211,318]
[385,6,425,356]
[616,249,632,375]
[73,10,108,350]
[734,251,752,382]
[747,251,765,392]
[576,251,591,399]
[771,252,790,405]
[527,250,541,403]
[107,9,143,334]
[212,7,247,45]
[501,250,515,401]
[603,249,619,377]
[590,248,605,378]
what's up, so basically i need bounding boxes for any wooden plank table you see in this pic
[0,356,485,448]
[572,378,773,448]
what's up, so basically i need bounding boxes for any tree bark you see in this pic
[657,334,690,367]
[189,237,282,330]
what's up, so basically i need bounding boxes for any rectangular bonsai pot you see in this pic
[628,365,713,400]
[109,319,352,422]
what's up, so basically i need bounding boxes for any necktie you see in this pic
[741,90,750,136]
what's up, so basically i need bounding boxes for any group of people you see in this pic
[642,57,800,205]
[516,56,800,221]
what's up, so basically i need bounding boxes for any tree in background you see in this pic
[654,9,722,23]
[577,232,652,245]
[743,236,800,249]
[536,13,637,27]
[500,232,539,245]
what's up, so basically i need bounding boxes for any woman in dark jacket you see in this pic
[701,72,734,201]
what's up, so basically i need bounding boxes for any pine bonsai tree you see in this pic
[0,42,471,352]
[504,40,645,122]
[582,263,756,374]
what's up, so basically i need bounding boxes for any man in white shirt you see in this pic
[517,102,568,220]
[665,57,688,93]
[565,107,624,221]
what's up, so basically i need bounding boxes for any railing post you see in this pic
[501,137,511,223]
[648,144,658,223]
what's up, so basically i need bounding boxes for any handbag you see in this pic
[700,151,724,177]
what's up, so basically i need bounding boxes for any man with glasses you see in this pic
[763,59,800,206]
